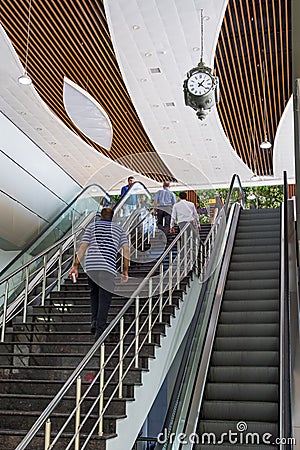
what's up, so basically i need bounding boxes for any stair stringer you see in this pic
[106,275,202,450]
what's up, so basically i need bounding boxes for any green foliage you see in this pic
[196,185,284,213]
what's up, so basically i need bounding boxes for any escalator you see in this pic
[198,207,281,448]
[155,180,294,450]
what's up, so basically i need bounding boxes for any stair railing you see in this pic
[15,221,218,450]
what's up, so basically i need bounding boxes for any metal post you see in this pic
[148,278,152,343]
[118,318,124,398]
[135,228,138,258]
[141,220,145,252]
[169,250,173,305]
[1,281,9,343]
[75,376,82,450]
[98,343,105,436]
[189,228,193,271]
[57,244,63,292]
[177,240,181,289]
[159,264,163,322]
[41,254,47,306]
[183,230,188,276]
[23,266,29,323]
[135,296,139,368]
[44,418,51,450]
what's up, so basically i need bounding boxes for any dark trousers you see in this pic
[87,270,115,337]
[157,206,172,235]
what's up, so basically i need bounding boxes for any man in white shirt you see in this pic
[170,191,200,234]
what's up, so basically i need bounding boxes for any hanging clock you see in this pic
[183,61,219,120]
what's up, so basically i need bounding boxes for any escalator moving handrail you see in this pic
[280,170,292,446]
[0,183,109,278]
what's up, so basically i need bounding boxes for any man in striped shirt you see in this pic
[70,208,129,341]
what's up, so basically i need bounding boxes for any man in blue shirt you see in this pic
[153,181,176,235]
[120,176,137,216]
[70,208,129,341]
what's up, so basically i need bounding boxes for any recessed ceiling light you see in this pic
[145,52,152,57]
[132,25,140,30]
[149,67,161,74]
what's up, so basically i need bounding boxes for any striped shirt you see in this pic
[153,188,176,206]
[81,219,128,274]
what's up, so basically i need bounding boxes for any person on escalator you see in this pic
[153,181,176,235]
[120,176,137,216]
[170,191,201,234]
[69,208,130,341]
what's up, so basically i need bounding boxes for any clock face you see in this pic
[187,72,213,96]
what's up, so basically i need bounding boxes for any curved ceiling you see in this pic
[0,0,294,190]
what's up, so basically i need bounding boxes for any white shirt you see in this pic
[170,199,200,228]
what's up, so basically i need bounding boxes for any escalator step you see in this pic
[225,279,279,290]
[221,299,279,312]
[197,418,278,438]
[207,366,278,383]
[227,269,279,281]
[214,336,278,351]
[205,382,278,402]
[223,289,279,301]
[217,323,279,337]
[229,261,279,271]
[210,350,278,367]
[201,400,278,421]
[219,311,279,324]
[230,253,280,263]
[232,244,280,255]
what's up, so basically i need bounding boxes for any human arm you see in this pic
[170,205,176,233]
[121,244,130,283]
[192,204,201,228]
[69,242,89,280]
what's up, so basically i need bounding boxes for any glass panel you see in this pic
[113,181,153,230]
[0,184,111,310]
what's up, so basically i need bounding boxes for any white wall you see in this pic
[0,111,81,252]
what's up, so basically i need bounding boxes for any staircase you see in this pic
[0,244,193,449]
[197,208,281,449]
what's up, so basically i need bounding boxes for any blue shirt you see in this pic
[154,188,176,206]
[81,219,128,274]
